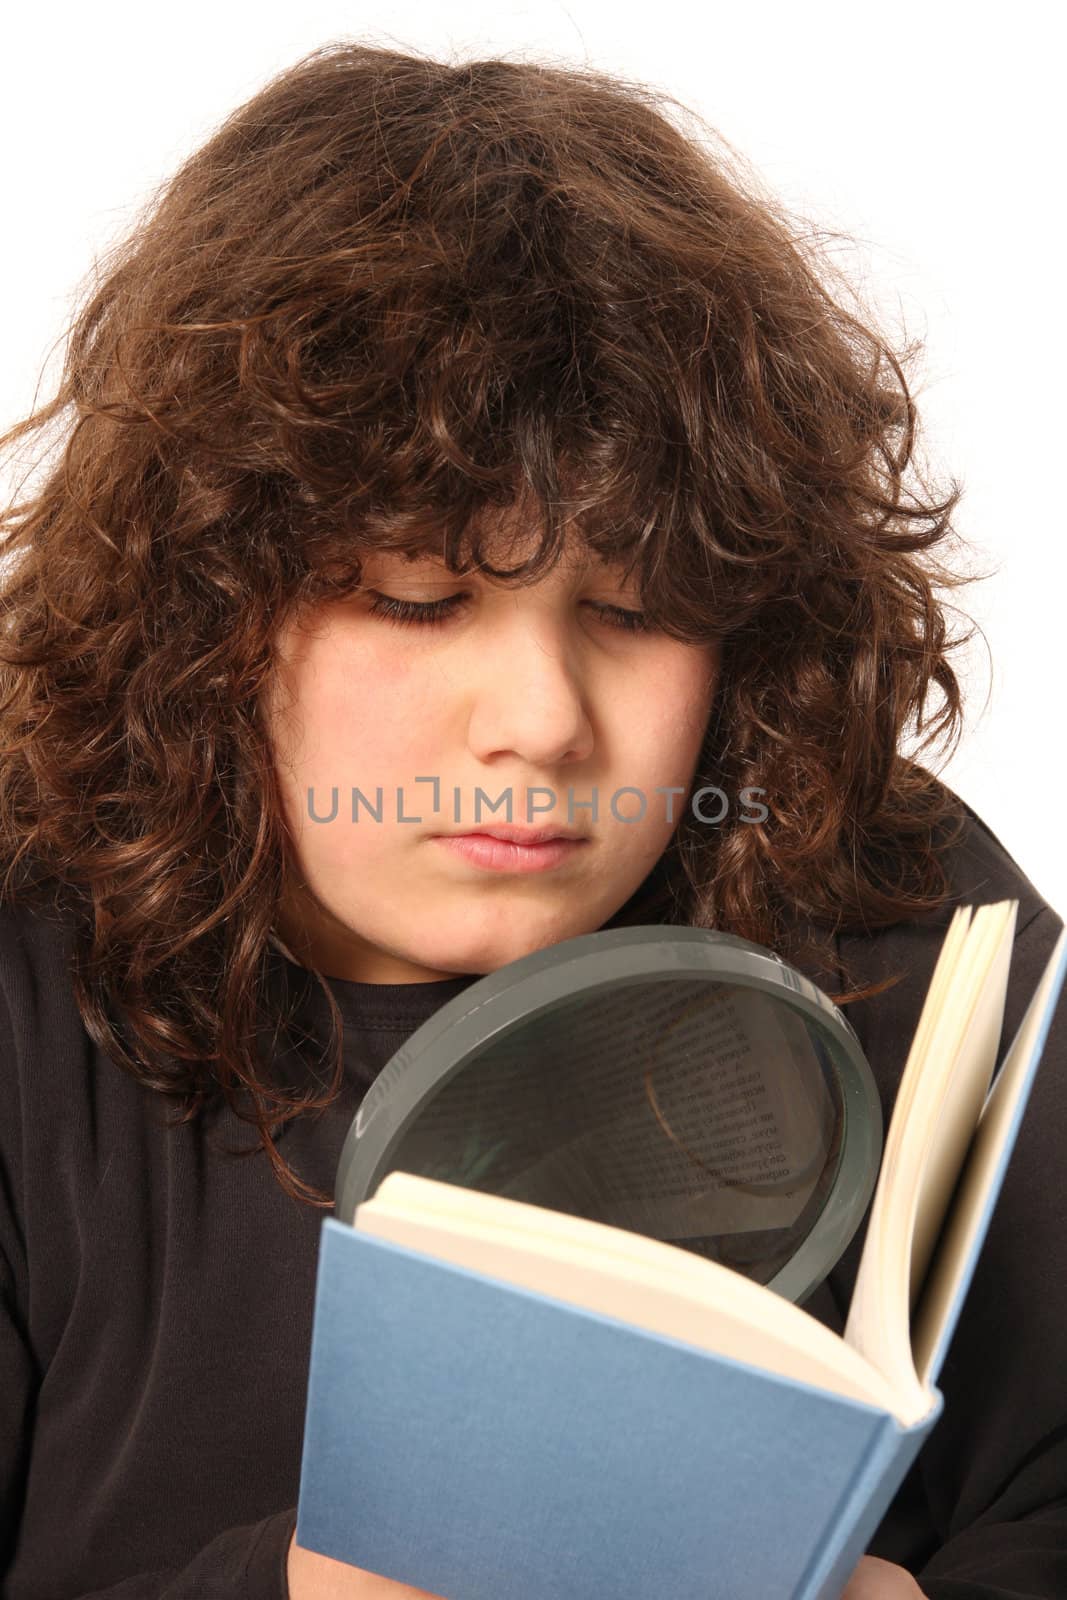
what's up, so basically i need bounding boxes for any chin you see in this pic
[431,918,604,977]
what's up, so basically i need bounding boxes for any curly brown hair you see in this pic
[0,40,980,1207]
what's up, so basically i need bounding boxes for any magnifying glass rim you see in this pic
[333,923,883,1306]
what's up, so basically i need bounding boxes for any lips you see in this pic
[434,833,587,874]
[441,826,584,846]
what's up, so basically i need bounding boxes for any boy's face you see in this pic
[265,529,720,983]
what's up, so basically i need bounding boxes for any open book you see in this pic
[295,901,1067,1600]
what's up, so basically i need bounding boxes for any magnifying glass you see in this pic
[334,924,882,1305]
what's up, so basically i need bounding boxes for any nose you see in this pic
[465,610,595,770]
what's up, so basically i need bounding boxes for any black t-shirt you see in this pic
[1,796,1065,1598]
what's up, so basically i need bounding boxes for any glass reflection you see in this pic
[377,978,843,1288]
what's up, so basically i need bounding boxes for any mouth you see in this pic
[439,825,585,846]
[433,831,588,875]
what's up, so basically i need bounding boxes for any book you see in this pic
[294,899,1067,1600]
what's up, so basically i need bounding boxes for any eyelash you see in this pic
[366,592,653,634]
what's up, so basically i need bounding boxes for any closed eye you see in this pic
[365,592,653,633]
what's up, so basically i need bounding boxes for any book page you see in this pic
[377,976,842,1282]
[907,909,1015,1305]
[843,901,1017,1412]
[913,924,1067,1386]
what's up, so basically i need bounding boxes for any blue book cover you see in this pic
[295,1221,935,1600]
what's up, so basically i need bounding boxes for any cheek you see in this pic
[287,632,435,770]
[633,647,718,757]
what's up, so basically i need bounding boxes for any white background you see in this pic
[2,1,1063,915]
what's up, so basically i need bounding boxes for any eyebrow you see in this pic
[365,546,638,588]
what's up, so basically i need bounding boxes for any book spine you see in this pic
[794,1401,940,1600]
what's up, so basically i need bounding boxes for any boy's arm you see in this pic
[0,1251,297,1597]
[0,948,298,1600]
[918,1500,1067,1597]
